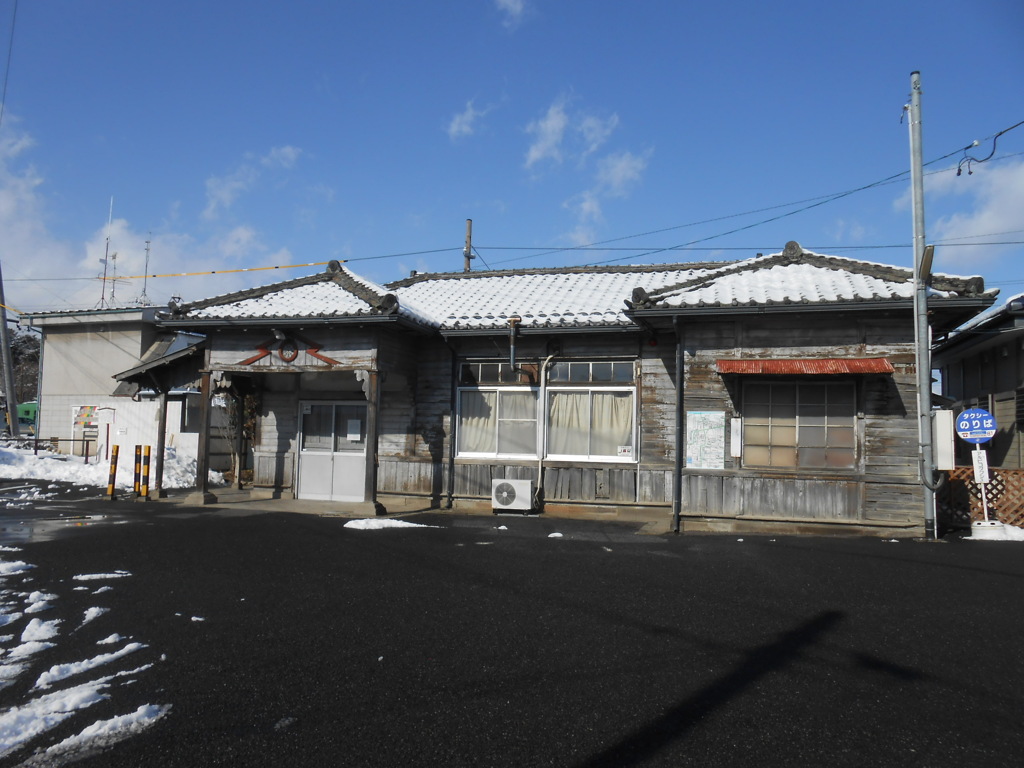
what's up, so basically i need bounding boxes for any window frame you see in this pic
[455,359,639,463]
[455,385,540,459]
[740,378,859,471]
[544,385,638,463]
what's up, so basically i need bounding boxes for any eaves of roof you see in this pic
[113,340,206,382]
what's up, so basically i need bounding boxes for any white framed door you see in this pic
[297,401,368,501]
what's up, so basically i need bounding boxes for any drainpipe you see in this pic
[672,316,685,534]
[445,339,458,509]
[507,316,522,370]
[535,352,557,511]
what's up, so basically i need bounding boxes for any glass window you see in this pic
[456,360,636,462]
[742,381,856,470]
[547,389,635,460]
[457,389,537,457]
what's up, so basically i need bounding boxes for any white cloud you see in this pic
[831,218,867,243]
[203,145,303,220]
[595,150,650,197]
[448,100,487,141]
[261,145,303,169]
[565,190,603,225]
[525,98,570,168]
[0,123,302,313]
[579,114,619,158]
[929,159,1024,276]
[495,0,527,30]
[202,165,259,221]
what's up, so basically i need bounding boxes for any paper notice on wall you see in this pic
[686,411,725,469]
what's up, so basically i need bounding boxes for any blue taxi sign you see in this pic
[955,408,997,444]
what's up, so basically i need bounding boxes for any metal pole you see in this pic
[0,259,19,438]
[909,71,936,539]
[463,219,474,273]
[672,316,685,534]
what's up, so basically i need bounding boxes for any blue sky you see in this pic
[0,0,1021,314]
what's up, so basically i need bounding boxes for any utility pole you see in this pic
[908,70,937,539]
[0,258,19,437]
[463,218,475,273]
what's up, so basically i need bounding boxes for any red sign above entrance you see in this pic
[238,332,341,366]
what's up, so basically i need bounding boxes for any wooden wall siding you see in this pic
[992,394,1023,470]
[638,469,674,504]
[639,346,676,464]
[861,480,920,523]
[253,390,299,487]
[544,466,637,502]
[208,330,377,372]
[454,463,539,497]
[411,338,453,463]
[679,474,862,521]
[375,328,422,379]
[378,458,435,495]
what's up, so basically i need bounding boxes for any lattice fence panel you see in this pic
[937,467,1024,528]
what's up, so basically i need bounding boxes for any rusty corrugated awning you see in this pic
[715,358,894,375]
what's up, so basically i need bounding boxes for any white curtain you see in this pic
[459,390,496,453]
[548,390,633,457]
[548,391,589,455]
[591,392,633,456]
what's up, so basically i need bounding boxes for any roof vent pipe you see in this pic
[507,315,522,370]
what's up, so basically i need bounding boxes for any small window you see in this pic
[742,381,856,470]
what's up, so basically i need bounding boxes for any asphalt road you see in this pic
[2,497,1023,767]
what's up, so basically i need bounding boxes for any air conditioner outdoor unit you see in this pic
[491,478,534,512]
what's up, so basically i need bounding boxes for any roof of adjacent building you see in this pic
[155,242,996,333]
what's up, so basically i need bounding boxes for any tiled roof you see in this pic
[162,243,993,331]
[628,243,987,311]
[388,264,715,330]
[170,262,433,326]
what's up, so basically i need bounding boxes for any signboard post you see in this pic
[955,408,997,526]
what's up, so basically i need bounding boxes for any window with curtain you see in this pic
[456,360,637,462]
[457,388,538,457]
[546,389,635,460]
[742,380,856,469]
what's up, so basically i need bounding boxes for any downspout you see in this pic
[507,316,522,370]
[535,352,557,511]
[672,316,685,534]
[445,339,458,509]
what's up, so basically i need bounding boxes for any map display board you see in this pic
[686,411,726,469]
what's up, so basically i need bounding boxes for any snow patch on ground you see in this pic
[73,572,131,581]
[343,519,437,530]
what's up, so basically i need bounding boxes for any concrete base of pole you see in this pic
[970,520,1005,540]
[184,491,219,506]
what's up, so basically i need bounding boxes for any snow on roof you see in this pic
[173,263,434,327]
[189,279,380,320]
[389,264,715,330]
[629,244,995,312]
[942,290,1023,338]
[651,258,915,308]
[163,243,992,331]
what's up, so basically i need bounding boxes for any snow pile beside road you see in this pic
[0,444,224,490]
